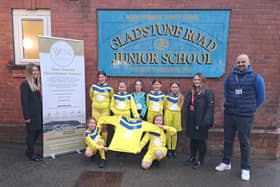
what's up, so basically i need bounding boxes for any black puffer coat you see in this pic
[184,89,214,140]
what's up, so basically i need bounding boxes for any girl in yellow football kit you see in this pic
[84,117,108,168]
[110,80,139,118]
[146,79,165,123]
[164,82,184,158]
[139,114,176,169]
[89,71,114,145]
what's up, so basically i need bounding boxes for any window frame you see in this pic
[13,9,51,65]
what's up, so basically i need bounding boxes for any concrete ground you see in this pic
[1,143,280,187]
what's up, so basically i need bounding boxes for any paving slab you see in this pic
[0,143,280,187]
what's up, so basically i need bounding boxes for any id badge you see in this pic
[235,89,243,95]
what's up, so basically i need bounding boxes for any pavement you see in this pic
[1,142,280,187]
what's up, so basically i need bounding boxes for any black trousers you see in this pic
[222,113,253,170]
[190,138,207,164]
[25,125,42,157]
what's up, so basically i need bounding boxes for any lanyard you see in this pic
[234,73,249,88]
[189,94,195,112]
[191,94,195,105]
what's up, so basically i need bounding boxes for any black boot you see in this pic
[30,155,43,161]
[184,156,196,166]
[167,150,172,158]
[98,159,106,168]
[153,160,160,168]
[25,150,42,161]
[192,161,202,169]
[172,150,177,158]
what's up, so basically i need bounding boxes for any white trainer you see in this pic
[241,169,250,181]
[215,162,231,171]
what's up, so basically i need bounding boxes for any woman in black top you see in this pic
[20,63,43,161]
[184,72,214,169]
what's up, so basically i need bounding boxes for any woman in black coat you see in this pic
[184,72,214,169]
[20,63,43,161]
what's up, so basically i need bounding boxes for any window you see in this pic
[13,9,51,65]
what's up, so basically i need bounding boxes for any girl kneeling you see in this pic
[139,114,176,169]
[84,117,108,168]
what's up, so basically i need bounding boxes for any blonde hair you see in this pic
[25,63,40,92]
[169,81,184,106]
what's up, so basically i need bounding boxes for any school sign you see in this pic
[98,10,230,77]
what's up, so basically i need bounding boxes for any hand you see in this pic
[158,125,163,128]
[189,105,194,111]
[103,147,109,151]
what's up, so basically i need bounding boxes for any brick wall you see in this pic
[0,0,279,158]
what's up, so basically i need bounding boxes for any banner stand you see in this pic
[39,36,86,158]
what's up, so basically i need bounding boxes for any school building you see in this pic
[0,0,279,159]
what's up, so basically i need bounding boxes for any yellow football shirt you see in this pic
[98,115,160,153]
[89,83,114,109]
[139,126,177,151]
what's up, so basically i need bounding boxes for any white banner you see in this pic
[39,36,86,158]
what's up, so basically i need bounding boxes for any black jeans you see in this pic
[222,113,253,170]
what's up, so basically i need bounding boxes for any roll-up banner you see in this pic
[39,36,86,158]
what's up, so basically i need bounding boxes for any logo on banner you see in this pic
[50,41,74,67]
[154,38,169,50]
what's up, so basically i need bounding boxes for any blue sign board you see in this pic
[98,10,230,77]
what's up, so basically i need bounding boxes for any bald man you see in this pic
[215,54,265,181]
